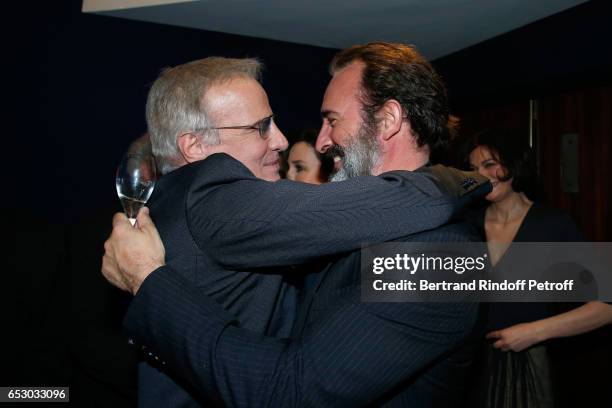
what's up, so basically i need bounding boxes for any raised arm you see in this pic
[187,154,486,269]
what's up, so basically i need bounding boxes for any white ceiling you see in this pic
[83,0,587,59]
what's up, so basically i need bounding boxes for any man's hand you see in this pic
[486,322,544,352]
[102,207,165,295]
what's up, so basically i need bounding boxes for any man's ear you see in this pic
[377,99,403,142]
[177,132,207,163]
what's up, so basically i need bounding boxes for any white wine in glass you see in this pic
[115,151,156,225]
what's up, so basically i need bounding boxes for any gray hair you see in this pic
[145,57,263,174]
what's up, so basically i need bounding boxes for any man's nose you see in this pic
[315,126,332,153]
[269,122,289,151]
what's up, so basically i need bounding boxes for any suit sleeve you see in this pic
[186,154,457,269]
[125,264,477,407]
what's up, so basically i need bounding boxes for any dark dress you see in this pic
[469,203,583,408]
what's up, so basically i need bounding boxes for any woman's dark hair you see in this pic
[290,129,335,182]
[461,128,537,199]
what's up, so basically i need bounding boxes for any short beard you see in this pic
[330,117,380,182]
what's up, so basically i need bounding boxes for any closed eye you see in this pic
[256,115,274,136]
[321,110,339,127]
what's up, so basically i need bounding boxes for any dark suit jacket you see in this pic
[139,158,296,406]
[289,224,481,407]
[127,153,488,406]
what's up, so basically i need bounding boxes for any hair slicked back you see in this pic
[330,42,454,152]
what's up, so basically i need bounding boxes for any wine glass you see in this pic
[115,150,157,226]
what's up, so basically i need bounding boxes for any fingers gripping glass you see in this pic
[209,114,274,139]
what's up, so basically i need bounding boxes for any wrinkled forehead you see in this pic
[204,76,270,122]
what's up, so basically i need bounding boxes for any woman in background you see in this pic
[286,129,335,184]
[464,128,612,408]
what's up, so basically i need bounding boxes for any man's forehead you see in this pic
[329,62,364,93]
[322,61,364,112]
[205,77,269,121]
[205,77,261,103]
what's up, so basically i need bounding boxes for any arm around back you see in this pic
[186,154,460,269]
[125,263,478,407]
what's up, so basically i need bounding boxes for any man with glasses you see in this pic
[123,57,297,406]
[104,51,488,406]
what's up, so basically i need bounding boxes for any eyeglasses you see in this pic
[208,114,275,140]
